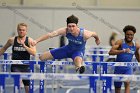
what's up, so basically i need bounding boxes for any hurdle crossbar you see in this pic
[0,60,139,66]
[0,72,140,81]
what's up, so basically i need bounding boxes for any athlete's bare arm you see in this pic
[135,41,140,62]
[34,27,67,45]
[0,37,14,56]
[20,37,36,56]
[84,30,100,45]
[109,40,126,55]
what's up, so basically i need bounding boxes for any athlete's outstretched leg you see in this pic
[39,51,54,61]
[74,56,85,74]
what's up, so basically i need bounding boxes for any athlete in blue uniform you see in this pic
[32,15,100,74]
[0,23,36,93]
[109,25,140,93]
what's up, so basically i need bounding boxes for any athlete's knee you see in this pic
[39,52,53,61]
[39,55,45,61]
[124,81,130,86]
[74,56,83,62]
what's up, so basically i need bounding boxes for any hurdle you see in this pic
[1,68,140,93]
[0,60,93,93]
[89,61,140,93]
[1,53,11,72]
[1,71,140,93]
[0,60,45,93]
[0,60,140,93]
[0,60,88,93]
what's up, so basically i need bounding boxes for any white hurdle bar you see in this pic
[0,72,140,81]
[0,60,139,67]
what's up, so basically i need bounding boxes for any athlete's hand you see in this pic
[31,40,37,46]
[95,39,100,45]
[123,48,131,53]
[19,39,26,47]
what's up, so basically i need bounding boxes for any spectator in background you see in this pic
[59,35,66,47]
[106,32,118,62]
[109,32,117,46]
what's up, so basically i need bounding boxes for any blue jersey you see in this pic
[66,28,86,51]
[116,39,136,62]
[50,28,86,60]
[114,39,136,87]
[114,39,136,74]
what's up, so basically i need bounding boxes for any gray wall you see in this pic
[2,0,140,7]
[0,6,140,52]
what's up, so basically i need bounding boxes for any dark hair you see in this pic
[123,25,136,33]
[66,15,79,25]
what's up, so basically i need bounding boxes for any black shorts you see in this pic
[11,64,30,86]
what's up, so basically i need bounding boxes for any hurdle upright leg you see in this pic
[99,48,104,62]
[39,62,45,93]
[90,63,112,93]
[2,53,8,72]
[0,74,6,93]
[12,74,20,93]
[29,62,36,93]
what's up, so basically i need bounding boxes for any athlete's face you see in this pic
[125,30,135,43]
[17,26,27,38]
[67,23,78,34]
